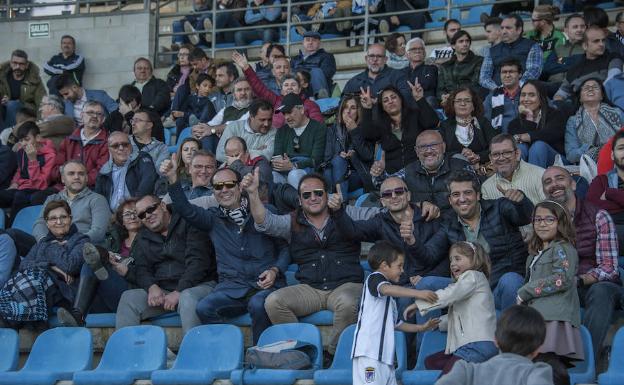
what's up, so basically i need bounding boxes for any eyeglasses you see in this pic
[407,47,425,53]
[46,214,70,223]
[293,136,301,152]
[454,98,473,105]
[109,142,131,150]
[213,180,238,190]
[380,187,408,199]
[84,111,104,117]
[193,164,216,171]
[131,117,151,124]
[533,215,557,225]
[490,150,516,160]
[415,142,443,152]
[122,211,138,220]
[366,54,385,60]
[581,85,600,92]
[301,189,325,200]
[137,203,159,220]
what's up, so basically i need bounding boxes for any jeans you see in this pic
[272,156,311,189]
[580,281,624,361]
[492,272,525,311]
[200,134,219,155]
[517,141,561,169]
[453,341,499,362]
[234,28,279,53]
[196,288,274,344]
[264,282,362,354]
[323,155,363,201]
[172,15,202,45]
[0,234,17,288]
[201,12,242,43]
[81,264,129,313]
[306,68,330,97]
[115,282,215,334]
[2,100,22,130]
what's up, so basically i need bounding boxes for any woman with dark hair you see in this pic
[177,137,202,182]
[439,87,496,173]
[565,77,623,164]
[361,84,440,174]
[508,80,568,168]
[56,198,140,326]
[323,95,376,199]
[385,33,409,70]
[255,43,286,83]
[166,44,194,96]
[0,200,88,328]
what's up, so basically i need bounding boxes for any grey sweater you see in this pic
[435,353,554,385]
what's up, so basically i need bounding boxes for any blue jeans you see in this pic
[323,155,363,201]
[81,264,129,313]
[196,288,274,344]
[518,141,561,168]
[0,234,17,288]
[305,68,330,97]
[581,281,624,361]
[2,100,22,130]
[492,272,525,311]
[200,134,219,155]
[453,341,499,362]
[172,15,203,45]
[272,156,311,189]
[200,12,241,43]
[234,29,279,53]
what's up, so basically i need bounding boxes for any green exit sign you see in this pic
[29,22,50,38]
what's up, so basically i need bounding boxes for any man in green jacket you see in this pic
[437,30,484,103]
[0,50,47,130]
[272,93,326,188]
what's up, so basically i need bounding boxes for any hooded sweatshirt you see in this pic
[11,139,56,190]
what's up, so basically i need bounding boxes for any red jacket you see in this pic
[11,139,56,190]
[597,127,624,175]
[51,127,109,188]
[587,173,624,214]
[243,67,323,128]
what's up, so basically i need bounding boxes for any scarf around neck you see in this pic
[220,196,249,227]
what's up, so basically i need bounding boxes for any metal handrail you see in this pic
[0,0,154,18]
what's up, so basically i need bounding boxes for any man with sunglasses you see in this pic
[164,163,289,344]
[481,133,546,205]
[410,169,532,312]
[243,170,380,362]
[95,132,158,211]
[542,165,620,370]
[116,194,217,335]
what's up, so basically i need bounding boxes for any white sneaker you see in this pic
[379,19,390,34]
[166,348,177,368]
[311,11,323,32]
[292,14,307,36]
[203,18,213,43]
[184,20,200,45]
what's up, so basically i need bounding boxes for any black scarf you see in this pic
[220,196,249,227]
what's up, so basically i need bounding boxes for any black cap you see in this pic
[303,31,321,39]
[277,93,304,113]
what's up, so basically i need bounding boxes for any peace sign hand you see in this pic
[407,79,424,102]
[360,86,374,109]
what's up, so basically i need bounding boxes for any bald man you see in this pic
[95,131,158,210]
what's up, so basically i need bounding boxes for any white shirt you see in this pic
[80,128,101,147]
[73,91,87,125]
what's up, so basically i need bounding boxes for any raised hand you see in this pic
[420,201,440,222]
[231,51,250,70]
[415,289,438,303]
[497,184,525,203]
[359,86,374,109]
[407,79,424,102]
[421,318,441,331]
[160,152,179,184]
[241,167,260,194]
[327,184,344,210]
[370,149,386,177]
[399,208,415,245]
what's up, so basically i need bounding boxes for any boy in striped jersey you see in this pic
[352,240,440,385]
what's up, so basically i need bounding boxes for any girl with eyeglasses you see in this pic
[565,77,623,164]
[518,200,583,381]
[0,200,89,329]
[508,80,568,168]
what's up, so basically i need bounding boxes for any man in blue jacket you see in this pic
[291,31,336,99]
[56,73,117,126]
[43,35,86,96]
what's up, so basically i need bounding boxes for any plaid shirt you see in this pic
[587,209,620,281]
[479,43,543,90]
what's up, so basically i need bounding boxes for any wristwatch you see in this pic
[210,128,216,135]
[513,134,521,144]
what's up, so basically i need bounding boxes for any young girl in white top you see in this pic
[417,241,499,374]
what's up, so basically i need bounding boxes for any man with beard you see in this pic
[542,165,620,369]
[0,50,46,130]
[437,31,484,105]
[481,133,545,204]
[162,150,216,202]
[341,44,414,107]
[56,73,118,126]
[193,78,252,142]
[33,160,110,243]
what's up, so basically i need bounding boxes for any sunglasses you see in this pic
[381,187,408,199]
[213,180,238,190]
[137,203,159,220]
[301,189,325,200]
[293,136,301,152]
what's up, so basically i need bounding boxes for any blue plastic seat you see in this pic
[11,205,43,234]
[300,310,334,325]
[466,5,492,24]
[599,326,624,385]
[569,325,595,385]
[151,324,243,385]
[150,312,182,327]
[168,126,191,154]
[0,208,4,229]
[354,193,370,207]
[0,327,92,385]
[230,323,323,385]
[401,330,446,385]
[0,328,18,372]
[316,97,340,114]
[73,325,166,385]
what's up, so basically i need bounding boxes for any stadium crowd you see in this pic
[1,4,624,384]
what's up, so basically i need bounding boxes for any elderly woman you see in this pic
[508,80,568,168]
[565,77,623,164]
[323,95,376,200]
[439,87,496,174]
[385,33,409,70]
[0,200,88,328]
[56,198,140,326]
[361,84,440,174]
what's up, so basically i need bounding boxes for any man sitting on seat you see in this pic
[56,73,118,126]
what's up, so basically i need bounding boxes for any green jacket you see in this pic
[437,51,483,98]
[0,61,46,111]
[274,118,327,170]
[518,240,581,327]
[525,28,567,62]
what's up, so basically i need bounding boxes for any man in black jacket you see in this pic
[131,58,170,117]
[95,132,158,211]
[0,142,16,189]
[115,194,217,334]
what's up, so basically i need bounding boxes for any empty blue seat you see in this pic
[569,326,595,385]
[466,5,492,24]
[316,97,340,114]
[73,325,166,385]
[0,327,92,385]
[151,324,243,385]
[401,330,446,385]
[599,326,624,385]
[11,205,43,234]
[0,328,18,372]
[230,323,323,385]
